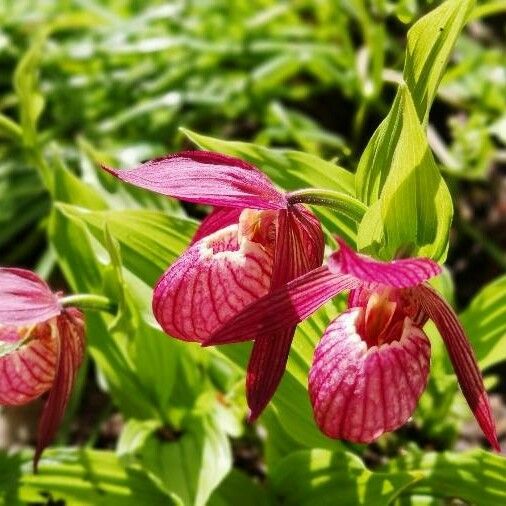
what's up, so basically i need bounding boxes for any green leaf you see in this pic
[50,203,196,418]
[182,128,359,243]
[16,448,177,505]
[55,204,196,286]
[117,419,163,459]
[357,85,453,260]
[13,32,46,147]
[270,449,421,506]
[460,274,506,371]
[387,449,506,505]
[0,452,22,505]
[50,153,108,210]
[127,410,232,506]
[403,0,475,124]
[208,469,274,506]
[0,159,49,249]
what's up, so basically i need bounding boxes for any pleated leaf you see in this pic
[356,85,453,261]
[270,449,421,506]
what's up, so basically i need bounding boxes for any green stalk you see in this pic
[60,294,117,314]
[288,189,368,223]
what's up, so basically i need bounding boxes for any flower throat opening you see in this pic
[355,290,405,348]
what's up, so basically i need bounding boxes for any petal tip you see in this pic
[100,164,118,177]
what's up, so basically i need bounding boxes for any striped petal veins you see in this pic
[309,289,431,443]
[0,321,58,405]
[153,209,276,342]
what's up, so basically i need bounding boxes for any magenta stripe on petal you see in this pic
[34,308,85,470]
[0,268,61,326]
[206,267,360,346]
[414,284,500,451]
[0,321,58,406]
[244,205,324,419]
[309,309,430,443]
[153,223,273,343]
[103,151,287,210]
[191,207,242,245]
[246,326,296,421]
[329,238,441,288]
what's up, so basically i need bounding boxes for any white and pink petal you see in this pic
[309,309,430,443]
[0,321,58,406]
[153,222,274,343]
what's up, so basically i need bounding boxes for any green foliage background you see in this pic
[0,0,505,505]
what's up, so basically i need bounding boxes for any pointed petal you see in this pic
[103,151,287,210]
[246,326,296,421]
[206,267,360,346]
[0,322,58,406]
[414,284,500,451]
[191,207,242,245]
[34,308,85,471]
[329,238,441,288]
[0,268,61,326]
[243,206,324,418]
[153,223,274,343]
[309,309,430,443]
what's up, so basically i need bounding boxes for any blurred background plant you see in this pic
[0,0,505,505]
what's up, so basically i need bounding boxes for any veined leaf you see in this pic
[55,204,197,286]
[0,159,49,249]
[15,448,177,505]
[356,0,473,207]
[208,469,274,506]
[403,0,475,124]
[460,275,506,371]
[387,449,506,506]
[123,409,232,506]
[357,85,453,261]
[270,449,421,506]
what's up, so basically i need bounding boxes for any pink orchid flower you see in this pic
[206,238,500,450]
[103,151,324,419]
[0,268,85,469]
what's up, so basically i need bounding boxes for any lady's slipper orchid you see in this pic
[0,268,85,469]
[207,239,500,450]
[103,151,324,419]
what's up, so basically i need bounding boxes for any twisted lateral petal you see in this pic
[206,267,360,346]
[0,268,61,326]
[309,309,430,443]
[414,284,500,451]
[245,207,324,420]
[329,238,441,288]
[246,326,296,421]
[34,308,85,470]
[191,207,242,245]
[0,322,58,405]
[103,151,287,210]
[153,223,273,343]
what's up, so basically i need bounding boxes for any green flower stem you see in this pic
[288,189,368,222]
[60,294,117,314]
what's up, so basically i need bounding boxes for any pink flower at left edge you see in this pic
[102,151,324,420]
[0,268,85,470]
